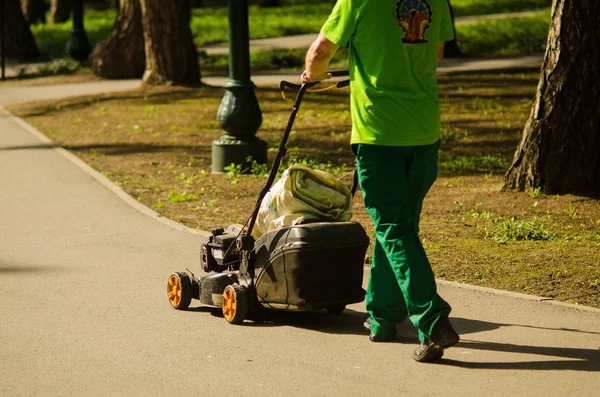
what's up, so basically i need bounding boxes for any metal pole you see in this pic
[227,0,251,83]
[212,0,266,174]
[66,0,90,61]
[1,0,6,80]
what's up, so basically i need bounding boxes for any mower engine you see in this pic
[201,225,243,273]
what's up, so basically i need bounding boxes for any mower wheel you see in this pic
[326,305,346,315]
[222,284,248,324]
[167,272,193,310]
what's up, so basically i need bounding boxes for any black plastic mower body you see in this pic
[195,221,368,311]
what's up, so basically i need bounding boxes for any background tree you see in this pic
[504,0,600,197]
[20,0,46,24]
[49,0,70,24]
[139,0,200,85]
[89,0,145,79]
[3,0,40,59]
[443,0,463,58]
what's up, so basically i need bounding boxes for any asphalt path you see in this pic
[1,98,599,396]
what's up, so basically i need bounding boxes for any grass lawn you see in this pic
[7,70,600,308]
[450,0,552,16]
[457,9,551,56]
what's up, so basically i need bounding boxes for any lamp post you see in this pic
[212,0,266,174]
[66,0,91,61]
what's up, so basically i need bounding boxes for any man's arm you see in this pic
[438,42,445,62]
[302,33,339,83]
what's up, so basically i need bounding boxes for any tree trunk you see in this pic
[503,0,600,197]
[49,0,70,24]
[2,0,40,60]
[20,0,46,24]
[139,0,200,86]
[443,0,463,58]
[89,0,145,79]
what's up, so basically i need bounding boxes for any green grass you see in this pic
[450,0,552,17]
[456,9,551,56]
[31,9,116,59]
[439,154,509,175]
[487,216,557,244]
[191,4,330,46]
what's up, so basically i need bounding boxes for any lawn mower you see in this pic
[166,73,369,324]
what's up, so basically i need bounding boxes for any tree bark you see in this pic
[49,0,70,24]
[89,0,145,79]
[503,0,600,197]
[3,0,40,60]
[139,0,200,86]
[20,0,46,24]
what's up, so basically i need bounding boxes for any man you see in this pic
[301,0,459,362]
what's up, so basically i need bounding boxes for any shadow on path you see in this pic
[197,308,600,372]
[0,143,57,151]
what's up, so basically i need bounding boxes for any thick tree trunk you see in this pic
[2,0,40,60]
[503,0,600,197]
[89,0,145,79]
[20,0,46,24]
[49,0,70,24]
[139,0,200,86]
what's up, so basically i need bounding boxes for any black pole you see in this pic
[66,0,91,61]
[1,0,6,80]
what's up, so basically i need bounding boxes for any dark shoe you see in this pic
[412,342,444,362]
[412,316,460,363]
[364,318,397,342]
[430,316,460,349]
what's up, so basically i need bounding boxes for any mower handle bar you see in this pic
[279,70,350,96]
[243,71,350,255]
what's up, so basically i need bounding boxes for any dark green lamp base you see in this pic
[211,136,268,174]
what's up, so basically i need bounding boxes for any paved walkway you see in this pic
[0,54,544,106]
[1,103,599,395]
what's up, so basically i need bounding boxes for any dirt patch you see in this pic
[8,71,600,308]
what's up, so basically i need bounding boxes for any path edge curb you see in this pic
[436,279,600,314]
[1,106,210,240]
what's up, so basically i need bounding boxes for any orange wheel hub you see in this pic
[167,275,182,307]
[222,287,237,322]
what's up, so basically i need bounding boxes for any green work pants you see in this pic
[353,142,451,343]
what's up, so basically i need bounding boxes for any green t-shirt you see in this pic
[321,0,454,146]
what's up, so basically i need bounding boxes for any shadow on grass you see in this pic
[63,143,213,157]
[12,86,226,118]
